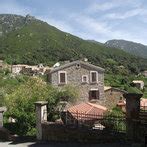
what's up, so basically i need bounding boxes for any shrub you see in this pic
[4,77,59,136]
[57,85,80,103]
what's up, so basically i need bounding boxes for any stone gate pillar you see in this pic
[0,107,7,127]
[123,93,142,142]
[35,101,48,140]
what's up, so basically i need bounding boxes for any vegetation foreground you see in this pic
[0,68,146,136]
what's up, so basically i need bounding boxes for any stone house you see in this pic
[48,60,105,104]
[132,80,144,90]
[104,86,127,109]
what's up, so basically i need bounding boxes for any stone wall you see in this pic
[35,101,126,143]
[50,63,105,103]
[41,122,123,143]
[104,88,125,109]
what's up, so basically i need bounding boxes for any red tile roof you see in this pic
[67,102,107,121]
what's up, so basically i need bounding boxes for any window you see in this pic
[89,90,99,100]
[58,71,67,84]
[82,75,88,83]
[90,71,98,83]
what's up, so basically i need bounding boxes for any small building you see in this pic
[12,64,50,76]
[132,80,144,90]
[104,86,126,109]
[140,98,147,111]
[48,60,105,104]
[11,64,27,75]
[66,102,107,125]
[116,98,147,112]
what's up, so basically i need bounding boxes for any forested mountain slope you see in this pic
[105,39,147,59]
[0,14,147,74]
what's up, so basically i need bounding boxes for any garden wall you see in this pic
[41,122,124,143]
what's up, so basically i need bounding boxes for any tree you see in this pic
[4,77,59,136]
[57,85,80,103]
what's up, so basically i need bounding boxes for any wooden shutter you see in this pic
[60,72,65,83]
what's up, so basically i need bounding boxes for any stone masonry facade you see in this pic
[104,88,126,109]
[49,60,105,104]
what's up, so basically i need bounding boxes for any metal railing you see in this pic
[61,111,126,133]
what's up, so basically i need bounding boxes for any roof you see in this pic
[50,60,105,73]
[12,64,28,67]
[104,86,127,93]
[132,80,144,84]
[68,102,107,115]
[104,86,112,91]
[67,102,107,121]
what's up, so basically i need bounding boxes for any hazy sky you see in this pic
[0,0,147,45]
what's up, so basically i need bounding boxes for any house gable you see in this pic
[50,60,105,74]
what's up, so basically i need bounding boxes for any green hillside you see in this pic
[105,39,147,59]
[0,14,147,74]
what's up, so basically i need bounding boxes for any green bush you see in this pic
[57,85,80,103]
[4,77,80,136]
[4,77,59,136]
[102,107,126,132]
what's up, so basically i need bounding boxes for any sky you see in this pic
[0,0,147,45]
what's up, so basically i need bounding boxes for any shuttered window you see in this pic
[58,71,67,84]
[60,73,65,83]
[90,71,98,83]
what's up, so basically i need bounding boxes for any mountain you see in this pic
[0,14,147,74]
[105,39,147,59]
[0,14,36,36]
[86,40,103,45]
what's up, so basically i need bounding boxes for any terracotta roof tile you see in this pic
[67,102,107,121]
